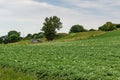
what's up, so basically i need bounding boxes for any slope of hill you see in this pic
[0,30,120,80]
[55,31,105,41]
[92,29,120,39]
[15,31,105,44]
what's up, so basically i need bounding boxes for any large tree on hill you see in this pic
[42,16,62,41]
[69,24,86,33]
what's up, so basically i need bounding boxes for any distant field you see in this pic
[0,30,120,80]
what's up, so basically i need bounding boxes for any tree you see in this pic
[32,32,44,39]
[0,37,3,43]
[8,34,20,43]
[7,30,21,43]
[3,36,9,44]
[34,32,44,39]
[89,29,96,31]
[69,24,86,33]
[25,32,44,40]
[99,22,116,31]
[114,24,120,28]
[42,16,62,41]
[25,33,33,39]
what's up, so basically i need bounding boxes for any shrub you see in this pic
[99,22,116,31]
[114,24,120,28]
[0,37,3,44]
[89,29,96,31]
[69,25,86,33]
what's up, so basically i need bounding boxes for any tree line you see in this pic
[0,16,120,44]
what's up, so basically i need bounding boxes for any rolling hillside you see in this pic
[55,31,105,41]
[16,31,105,44]
[0,30,120,80]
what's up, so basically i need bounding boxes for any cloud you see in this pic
[61,0,120,16]
[0,0,120,36]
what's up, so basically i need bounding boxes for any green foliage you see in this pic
[8,31,20,37]
[2,30,21,43]
[8,34,20,43]
[3,36,10,44]
[25,32,44,40]
[69,24,86,33]
[42,16,62,41]
[32,32,44,39]
[83,29,88,32]
[0,30,120,80]
[89,29,96,31]
[0,31,22,44]
[0,37,3,43]
[114,24,120,28]
[25,33,33,39]
[99,22,116,31]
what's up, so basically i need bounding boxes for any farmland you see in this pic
[0,30,120,80]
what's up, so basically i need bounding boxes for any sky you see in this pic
[0,0,120,36]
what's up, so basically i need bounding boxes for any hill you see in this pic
[92,29,120,39]
[55,31,105,41]
[15,31,105,44]
[0,30,120,80]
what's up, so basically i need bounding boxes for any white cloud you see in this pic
[0,0,120,36]
[61,0,120,16]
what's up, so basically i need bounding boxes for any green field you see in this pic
[0,30,120,80]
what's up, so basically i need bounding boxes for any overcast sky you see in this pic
[0,0,120,36]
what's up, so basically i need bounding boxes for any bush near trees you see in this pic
[0,37,3,43]
[3,36,9,44]
[89,29,96,31]
[25,33,33,40]
[69,24,87,33]
[42,16,62,41]
[25,32,44,40]
[7,31,21,43]
[114,24,120,28]
[32,32,44,39]
[99,22,116,31]
[0,30,21,44]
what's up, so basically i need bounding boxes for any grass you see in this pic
[54,31,105,41]
[16,31,105,44]
[0,67,37,80]
[0,30,120,80]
